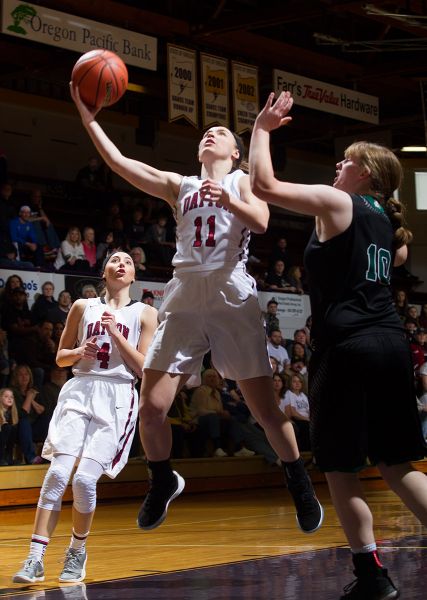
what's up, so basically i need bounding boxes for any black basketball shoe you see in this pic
[340,568,399,599]
[283,458,324,533]
[137,470,185,530]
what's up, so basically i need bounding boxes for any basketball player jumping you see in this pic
[70,83,324,538]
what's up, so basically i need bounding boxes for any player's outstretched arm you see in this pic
[70,83,182,206]
[249,92,350,220]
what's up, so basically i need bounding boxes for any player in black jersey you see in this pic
[249,91,427,600]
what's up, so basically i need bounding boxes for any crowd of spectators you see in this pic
[0,163,426,466]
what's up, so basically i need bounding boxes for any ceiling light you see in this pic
[400,146,427,152]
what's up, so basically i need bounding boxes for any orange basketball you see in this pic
[71,50,128,108]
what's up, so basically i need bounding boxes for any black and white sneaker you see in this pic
[137,470,185,530]
[287,473,324,533]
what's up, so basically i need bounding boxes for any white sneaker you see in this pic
[213,448,227,457]
[234,447,255,457]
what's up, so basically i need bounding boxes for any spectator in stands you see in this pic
[81,227,97,271]
[406,305,420,328]
[31,282,58,324]
[0,242,36,271]
[102,199,123,232]
[14,320,56,388]
[1,286,37,365]
[404,319,417,341]
[303,314,312,345]
[412,327,427,369]
[267,328,290,372]
[263,298,280,335]
[268,235,289,267]
[47,290,72,325]
[0,274,27,323]
[125,205,146,249]
[269,355,279,375]
[0,387,19,465]
[96,230,115,266]
[190,368,250,457]
[168,388,200,458]
[9,366,46,464]
[0,181,16,258]
[51,321,65,353]
[0,328,11,387]
[54,227,90,273]
[273,372,287,410]
[282,373,311,452]
[144,211,176,265]
[40,365,69,422]
[130,246,147,280]
[9,205,44,267]
[265,259,297,293]
[286,265,305,294]
[285,329,312,364]
[393,288,409,321]
[141,291,155,306]
[28,189,60,258]
[80,284,98,299]
[284,356,309,394]
[419,303,427,329]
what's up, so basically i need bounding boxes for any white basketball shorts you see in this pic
[42,376,138,478]
[144,266,272,386]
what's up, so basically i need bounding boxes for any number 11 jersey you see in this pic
[172,169,251,272]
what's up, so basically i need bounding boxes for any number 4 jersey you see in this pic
[73,298,146,381]
[172,169,251,272]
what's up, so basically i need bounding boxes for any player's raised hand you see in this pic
[255,91,293,132]
[69,83,101,123]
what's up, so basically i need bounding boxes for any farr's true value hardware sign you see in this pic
[1,0,157,70]
[274,69,379,124]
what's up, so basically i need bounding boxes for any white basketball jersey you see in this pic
[172,169,251,271]
[73,298,145,381]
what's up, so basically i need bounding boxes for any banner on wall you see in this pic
[201,53,229,129]
[1,0,157,70]
[273,68,379,124]
[167,45,198,128]
[231,61,259,134]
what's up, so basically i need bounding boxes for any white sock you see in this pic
[351,542,377,554]
[29,534,49,561]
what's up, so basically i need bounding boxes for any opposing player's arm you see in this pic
[70,84,182,206]
[56,299,87,366]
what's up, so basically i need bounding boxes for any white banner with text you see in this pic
[1,0,157,70]
[273,68,379,124]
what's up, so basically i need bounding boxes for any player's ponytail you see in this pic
[231,132,248,173]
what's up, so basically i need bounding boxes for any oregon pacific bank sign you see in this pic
[1,0,157,70]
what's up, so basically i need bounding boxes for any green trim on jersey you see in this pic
[362,194,385,214]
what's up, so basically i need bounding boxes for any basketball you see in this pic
[71,49,128,108]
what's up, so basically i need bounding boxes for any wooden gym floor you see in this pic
[0,479,426,600]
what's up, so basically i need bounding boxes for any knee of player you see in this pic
[38,463,71,511]
[72,471,98,514]
[138,401,169,425]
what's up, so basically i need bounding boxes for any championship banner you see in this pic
[1,0,157,70]
[274,69,379,124]
[167,45,198,128]
[232,61,259,134]
[201,53,229,129]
